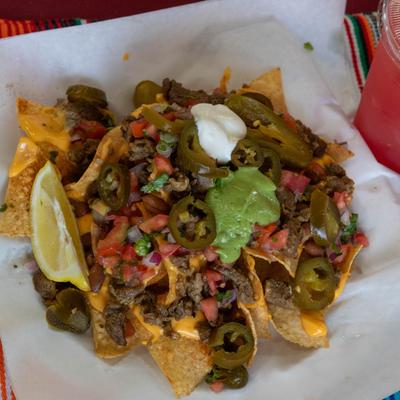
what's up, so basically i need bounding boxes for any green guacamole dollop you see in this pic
[205,167,280,263]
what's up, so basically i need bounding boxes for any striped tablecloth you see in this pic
[0,14,398,400]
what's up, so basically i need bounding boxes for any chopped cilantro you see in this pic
[49,150,58,163]
[0,203,7,212]
[341,213,358,243]
[304,41,314,51]
[216,290,233,303]
[134,234,152,256]
[141,173,169,193]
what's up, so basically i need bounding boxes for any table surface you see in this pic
[0,0,380,20]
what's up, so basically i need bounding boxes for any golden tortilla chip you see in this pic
[334,244,363,301]
[17,97,71,153]
[326,142,354,163]
[265,279,329,348]
[90,307,143,359]
[0,137,47,237]
[237,302,259,366]
[65,126,129,201]
[241,68,287,113]
[245,246,302,278]
[37,142,76,179]
[241,253,270,339]
[148,335,213,398]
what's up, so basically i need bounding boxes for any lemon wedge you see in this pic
[30,161,90,291]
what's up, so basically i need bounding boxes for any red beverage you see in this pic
[354,0,400,173]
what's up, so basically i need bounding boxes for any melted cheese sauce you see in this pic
[300,311,327,337]
[171,311,205,340]
[8,136,41,177]
[133,306,163,343]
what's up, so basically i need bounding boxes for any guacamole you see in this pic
[205,167,280,263]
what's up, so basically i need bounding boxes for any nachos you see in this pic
[0,69,368,397]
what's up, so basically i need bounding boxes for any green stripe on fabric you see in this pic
[348,15,370,79]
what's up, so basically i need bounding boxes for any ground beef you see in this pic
[296,120,327,157]
[167,297,196,320]
[104,303,127,346]
[283,219,303,258]
[265,279,294,309]
[215,266,254,304]
[162,78,226,107]
[129,139,155,162]
[109,279,144,305]
[68,139,99,173]
[321,175,354,195]
[186,273,205,304]
[33,270,57,300]
[170,255,192,275]
[141,303,170,327]
[276,187,296,218]
[325,163,346,177]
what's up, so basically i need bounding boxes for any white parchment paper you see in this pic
[0,1,399,399]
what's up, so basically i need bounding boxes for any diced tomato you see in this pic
[121,244,137,261]
[75,119,107,140]
[139,214,169,234]
[97,216,129,256]
[257,223,278,245]
[101,256,120,273]
[204,269,223,296]
[204,246,219,262]
[354,232,369,248]
[163,111,177,121]
[124,319,135,338]
[281,170,310,194]
[209,381,224,393]
[121,262,137,282]
[200,297,218,323]
[261,229,289,252]
[135,264,156,281]
[144,124,160,142]
[159,243,181,257]
[154,154,174,176]
[130,120,147,138]
[283,112,297,132]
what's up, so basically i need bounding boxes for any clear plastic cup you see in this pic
[354,0,400,173]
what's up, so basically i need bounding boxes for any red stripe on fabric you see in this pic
[344,18,364,91]
[11,389,16,400]
[16,20,25,35]
[54,19,62,28]
[0,20,9,38]
[355,15,375,64]
[0,341,8,400]
[8,20,17,36]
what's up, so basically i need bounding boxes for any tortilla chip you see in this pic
[90,307,142,359]
[65,126,129,201]
[334,244,363,301]
[148,336,213,398]
[245,246,302,278]
[241,68,287,113]
[241,253,270,339]
[17,97,71,153]
[265,279,329,348]
[37,142,76,179]
[0,138,47,237]
[326,142,354,163]
[237,302,259,366]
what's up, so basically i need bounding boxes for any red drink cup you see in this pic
[354,0,400,173]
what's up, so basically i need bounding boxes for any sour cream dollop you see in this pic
[191,103,247,163]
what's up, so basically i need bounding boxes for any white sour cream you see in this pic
[191,103,247,163]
